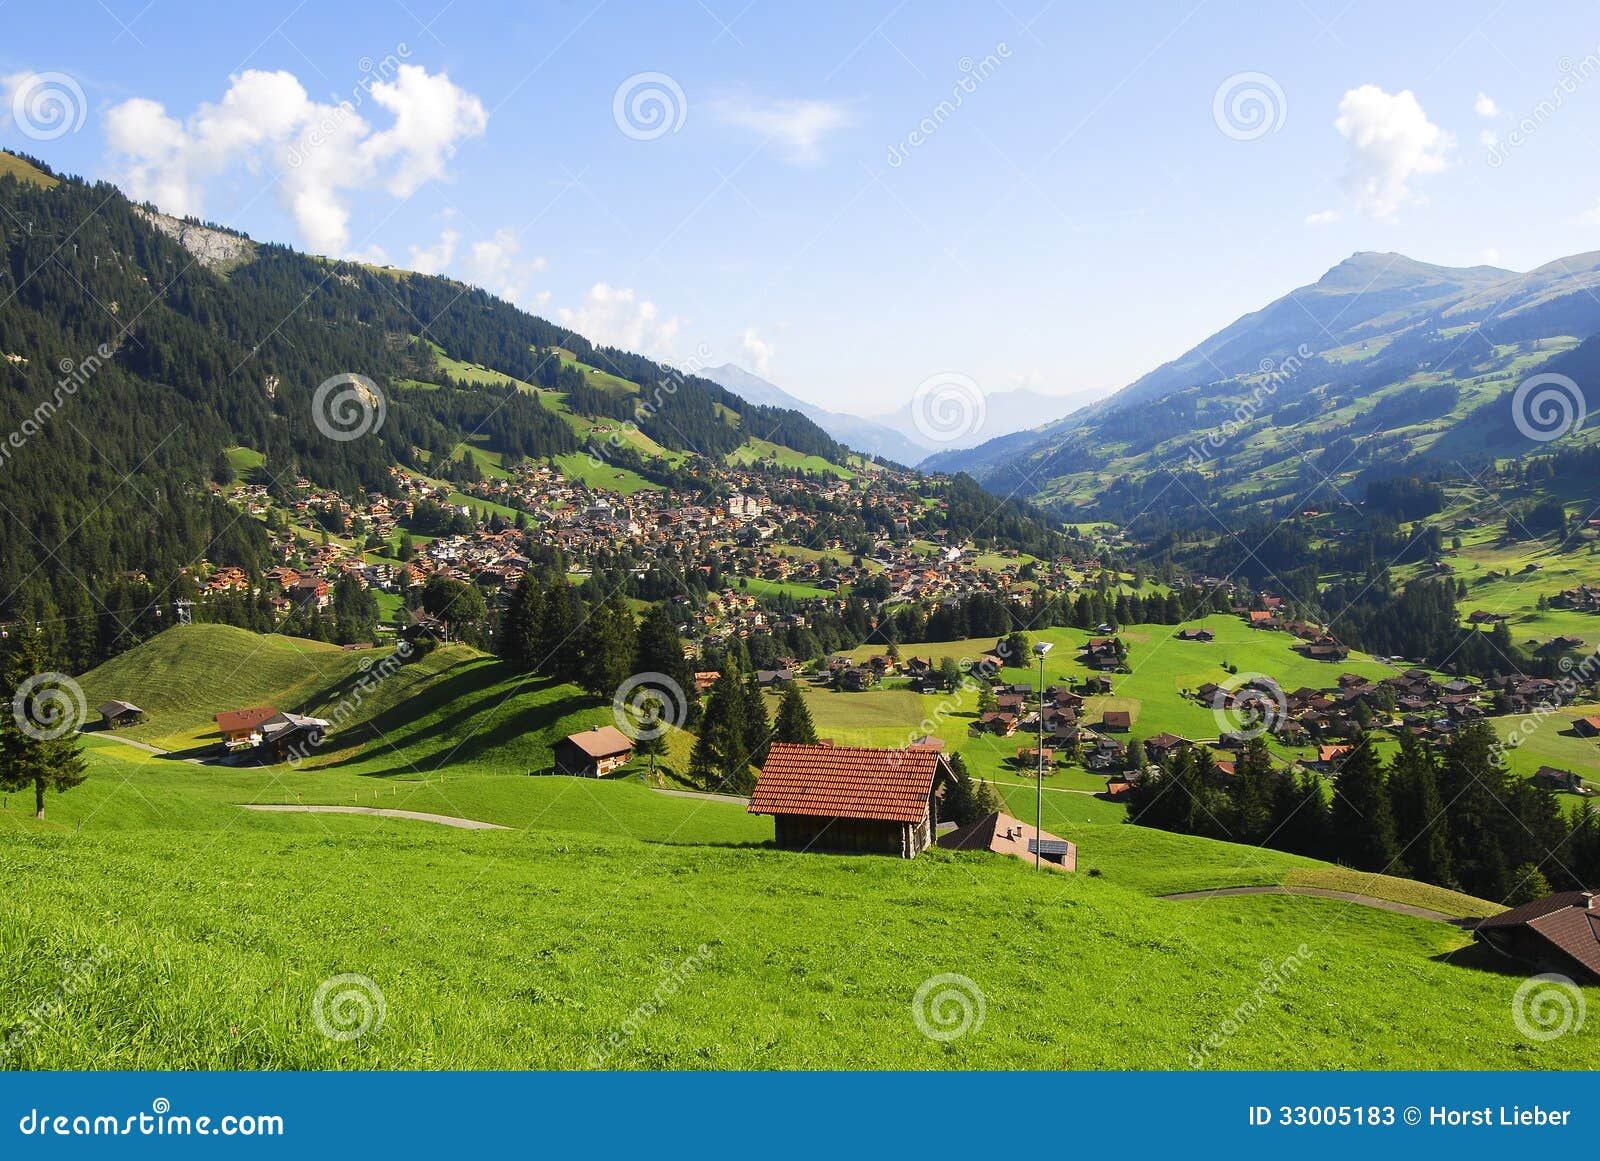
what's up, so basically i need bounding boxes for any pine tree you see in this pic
[689,664,754,793]
[498,573,544,671]
[1328,735,1403,874]
[771,683,818,745]
[1505,863,1553,906]
[0,643,88,821]
[535,576,581,681]
[1386,733,1451,887]
[633,602,693,710]
[740,671,772,769]
[577,595,636,698]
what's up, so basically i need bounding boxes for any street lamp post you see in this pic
[1032,641,1053,870]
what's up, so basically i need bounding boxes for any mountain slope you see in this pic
[935,250,1600,518]
[0,149,858,656]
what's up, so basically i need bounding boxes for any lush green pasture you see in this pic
[5,624,1574,1071]
[2,746,1576,1070]
[727,438,854,478]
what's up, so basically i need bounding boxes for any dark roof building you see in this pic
[1474,892,1600,982]
[98,700,144,728]
[749,743,952,858]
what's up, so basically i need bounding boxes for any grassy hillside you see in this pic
[79,625,368,752]
[1,737,1570,1071]
[12,623,1573,1070]
[0,150,58,188]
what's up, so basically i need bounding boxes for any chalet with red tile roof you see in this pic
[749,743,954,858]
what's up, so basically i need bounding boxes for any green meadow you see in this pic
[2,623,1591,1071]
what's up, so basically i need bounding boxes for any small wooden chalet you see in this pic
[98,700,145,729]
[748,743,954,858]
[554,725,635,778]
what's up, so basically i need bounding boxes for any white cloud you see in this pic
[103,65,488,256]
[1332,85,1452,220]
[1305,208,1342,226]
[407,228,459,275]
[1479,129,1499,150]
[1474,92,1499,118]
[558,283,681,359]
[710,95,854,164]
[463,228,549,308]
[741,327,776,375]
[1482,248,1502,264]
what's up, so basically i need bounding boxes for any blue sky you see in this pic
[6,0,1600,415]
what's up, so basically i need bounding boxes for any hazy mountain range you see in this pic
[702,363,1099,466]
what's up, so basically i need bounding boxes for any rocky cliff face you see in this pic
[132,207,255,271]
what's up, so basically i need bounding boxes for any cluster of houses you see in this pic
[1549,584,1600,614]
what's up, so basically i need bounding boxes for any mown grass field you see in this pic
[4,624,1588,1071]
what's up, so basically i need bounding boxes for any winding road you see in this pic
[240,804,507,830]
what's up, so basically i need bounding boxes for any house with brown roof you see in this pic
[938,810,1076,871]
[1474,892,1600,983]
[1101,709,1132,732]
[215,706,278,750]
[748,743,953,858]
[554,725,635,778]
[1573,716,1600,738]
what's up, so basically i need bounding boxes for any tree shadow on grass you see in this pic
[333,689,599,778]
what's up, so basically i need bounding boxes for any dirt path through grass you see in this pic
[1159,885,1477,926]
[240,804,508,830]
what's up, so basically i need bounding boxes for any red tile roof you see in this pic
[215,706,277,735]
[749,744,945,824]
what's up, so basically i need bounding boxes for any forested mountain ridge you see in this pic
[928,250,1600,522]
[0,150,867,655]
